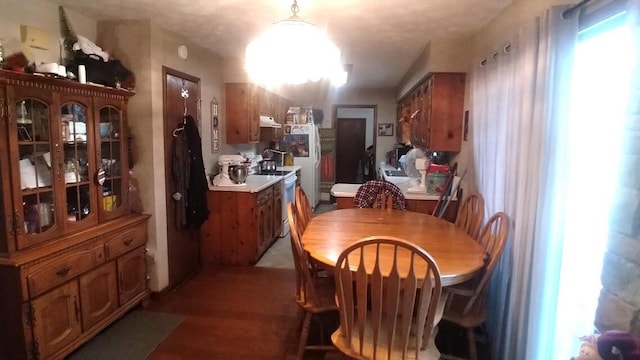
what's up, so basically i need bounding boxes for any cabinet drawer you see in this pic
[104,223,147,259]
[257,187,273,205]
[26,242,105,298]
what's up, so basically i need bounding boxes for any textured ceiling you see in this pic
[54,0,514,88]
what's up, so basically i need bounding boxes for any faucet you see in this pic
[266,149,286,167]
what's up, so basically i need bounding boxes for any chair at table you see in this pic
[331,236,442,359]
[296,186,313,231]
[441,212,509,360]
[454,193,485,240]
[354,180,407,210]
[287,203,338,360]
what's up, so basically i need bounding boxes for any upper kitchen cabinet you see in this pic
[398,72,466,152]
[226,83,291,144]
[226,83,262,144]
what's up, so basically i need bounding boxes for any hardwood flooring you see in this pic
[145,265,329,360]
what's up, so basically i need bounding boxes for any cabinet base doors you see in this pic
[79,261,118,330]
[117,248,147,305]
[31,281,81,359]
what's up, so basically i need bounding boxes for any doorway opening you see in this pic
[333,105,377,184]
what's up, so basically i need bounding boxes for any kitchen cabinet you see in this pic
[226,83,291,144]
[226,83,262,144]
[201,180,283,265]
[397,72,465,152]
[0,70,150,360]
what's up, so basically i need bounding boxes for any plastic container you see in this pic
[426,173,449,195]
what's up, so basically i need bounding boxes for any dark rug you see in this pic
[66,310,183,360]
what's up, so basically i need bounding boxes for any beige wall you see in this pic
[0,0,96,65]
[97,20,225,291]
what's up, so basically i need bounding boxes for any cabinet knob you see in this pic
[123,238,134,246]
[56,266,72,277]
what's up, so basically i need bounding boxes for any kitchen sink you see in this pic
[384,169,407,177]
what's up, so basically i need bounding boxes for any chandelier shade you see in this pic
[245,2,345,86]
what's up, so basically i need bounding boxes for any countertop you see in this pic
[330,162,458,201]
[208,165,300,193]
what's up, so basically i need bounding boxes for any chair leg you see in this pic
[466,326,478,360]
[297,312,312,360]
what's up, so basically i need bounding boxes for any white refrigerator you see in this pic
[283,124,321,210]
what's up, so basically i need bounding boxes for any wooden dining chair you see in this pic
[295,186,313,231]
[331,236,442,359]
[454,193,485,240]
[441,212,509,360]
[287,203,338,360]
[354,180,407,210]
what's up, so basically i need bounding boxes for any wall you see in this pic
[0,0,96,65]
[97,19,225,291]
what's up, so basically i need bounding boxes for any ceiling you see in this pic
[54,0,515,89]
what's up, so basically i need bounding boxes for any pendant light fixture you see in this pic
[246,0,346,86]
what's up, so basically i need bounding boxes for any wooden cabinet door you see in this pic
[4,85,65,251]
[60,94,100,232]
[117,247,146,305]
[79,261,118,330]
[94,97,130,221]
[248,86,261,143]
[256,199,267,258]
[31,281,81,359]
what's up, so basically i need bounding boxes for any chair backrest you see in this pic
[354,180,407,210]
[333,236,442,359]
[454,193,485,240]
[295,186,312,231]
[460,212,509,316]
[287,203,320,307]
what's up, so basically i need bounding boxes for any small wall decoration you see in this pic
[210,97,219,152]
[377,123,394,136]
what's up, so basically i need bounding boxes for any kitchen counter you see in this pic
[208,175,282,193]
[208,165,300,193]
[330,162,460,221]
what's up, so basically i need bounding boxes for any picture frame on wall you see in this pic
[377,123,394,136]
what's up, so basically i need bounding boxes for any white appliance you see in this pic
[281,170,297,237]
[283,124,321,210]
[212,154,247,186]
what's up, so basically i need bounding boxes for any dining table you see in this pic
[300,207,486,358]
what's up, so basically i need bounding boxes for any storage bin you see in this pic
[426,173,449,195]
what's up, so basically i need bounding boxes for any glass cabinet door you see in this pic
[62,102,97,228]
[98,105,127,219]
[14,98,59,248]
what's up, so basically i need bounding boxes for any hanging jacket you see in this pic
[172,115,209,228]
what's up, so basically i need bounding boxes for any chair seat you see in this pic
[331,319,440,360]
[441,292,486,328]
[297,276,338,313]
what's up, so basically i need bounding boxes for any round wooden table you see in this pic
[302,208,486,357]
[301,208,486,286]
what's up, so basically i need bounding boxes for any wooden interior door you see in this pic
[336,118,366,183]
[163,67,201,289]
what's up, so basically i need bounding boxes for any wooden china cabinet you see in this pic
[0,70,150,360]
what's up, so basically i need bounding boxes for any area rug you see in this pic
[67,310,183,360]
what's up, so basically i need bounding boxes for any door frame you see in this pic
[161,66,201,290]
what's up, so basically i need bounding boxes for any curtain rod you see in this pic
[562,0,593,18]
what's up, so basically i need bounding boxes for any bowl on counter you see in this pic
[228,165,248,184]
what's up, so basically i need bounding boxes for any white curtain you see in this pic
[469,6,579,359]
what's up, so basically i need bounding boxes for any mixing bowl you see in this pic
[228,165,248,184]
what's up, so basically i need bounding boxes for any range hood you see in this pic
[260,115,281,128]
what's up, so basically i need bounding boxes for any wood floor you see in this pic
[145,265,328,360]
